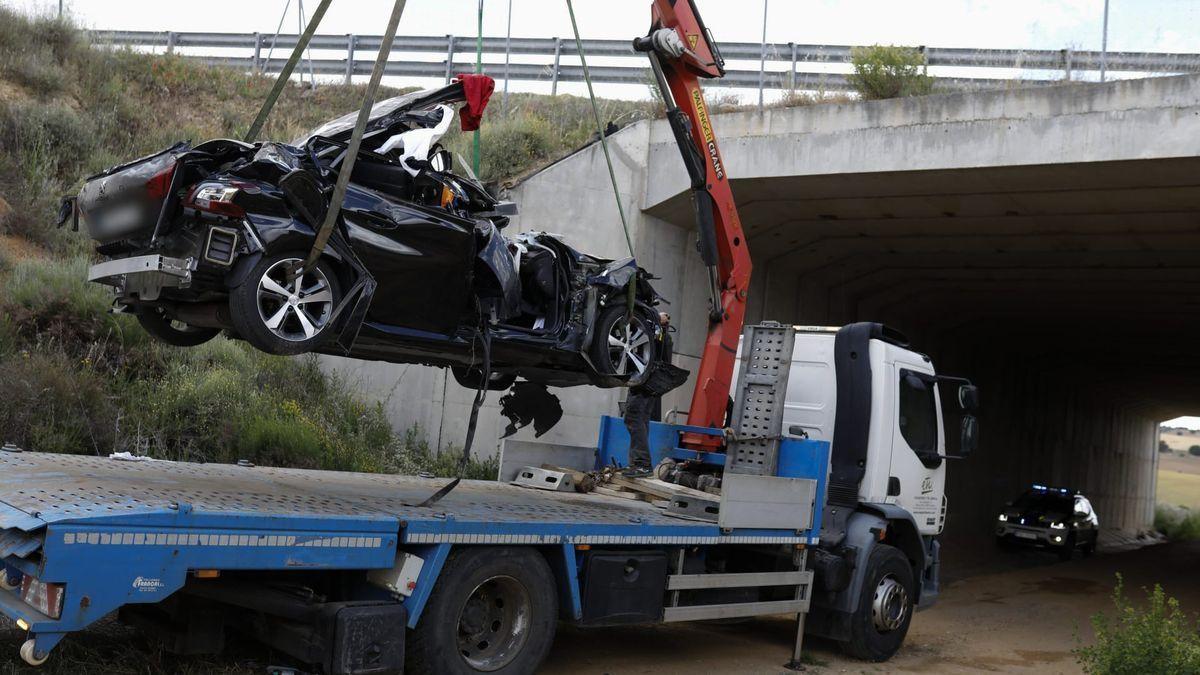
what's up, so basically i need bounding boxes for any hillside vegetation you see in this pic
[0,7,524,474]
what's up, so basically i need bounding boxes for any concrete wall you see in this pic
[322,75,1200,536]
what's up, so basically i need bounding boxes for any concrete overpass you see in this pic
[325,73,1200,540]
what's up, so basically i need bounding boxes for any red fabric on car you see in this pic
[455,73,495,132]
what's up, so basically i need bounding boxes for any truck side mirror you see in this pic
[960,415,979,456]
[958,384,979,411]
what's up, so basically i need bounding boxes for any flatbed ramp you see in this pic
[0,443,822,668]
[0,451,809,546]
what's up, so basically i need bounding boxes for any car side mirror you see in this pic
[958,384,979,411]
[959,415,978,457]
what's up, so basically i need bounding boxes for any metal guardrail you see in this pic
[88,30,1200,93]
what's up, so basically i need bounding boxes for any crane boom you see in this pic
[636,0,752,438]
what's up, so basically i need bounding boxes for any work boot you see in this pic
[622,465,652,478]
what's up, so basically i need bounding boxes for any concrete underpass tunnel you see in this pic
[735,158,1199,541]
[642,75,1200,542]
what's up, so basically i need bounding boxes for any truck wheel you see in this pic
[137,307,220,347]
[841,544,914,662]
[229,253,341,356]
[407,547,558,675]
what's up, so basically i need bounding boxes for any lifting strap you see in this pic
[301,0,408,275]
[243,0,333,142]
[565,0,640,317]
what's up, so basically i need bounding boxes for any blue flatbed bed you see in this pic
[0,431,825,668]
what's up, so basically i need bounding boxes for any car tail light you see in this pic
[19,576,64,619]
[144,163,177,200]
[187,183,246,218]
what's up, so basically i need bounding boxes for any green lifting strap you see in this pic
[565,0,639,317]
[243,0,333,142]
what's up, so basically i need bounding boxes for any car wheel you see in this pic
[1082,533,1097,557]
[451,366,517,392]
[840,544,915,662]
[1058,533,1076,561]
[136,307,220,347]
[589,304,658,378]
[229,253,341,356]
[406,547,558,675]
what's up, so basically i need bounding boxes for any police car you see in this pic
[995,485,1099,560]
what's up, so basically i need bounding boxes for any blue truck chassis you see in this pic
[0,418,828,672]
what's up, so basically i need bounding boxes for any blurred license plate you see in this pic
[1015,532,1037,540]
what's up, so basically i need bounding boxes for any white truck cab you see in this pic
[736,322,978,661]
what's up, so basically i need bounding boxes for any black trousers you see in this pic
[623,389,656,468]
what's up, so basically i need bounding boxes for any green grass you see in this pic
[1155,504,1200,541]
[1157,469,1200,510]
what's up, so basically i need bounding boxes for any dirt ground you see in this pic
[542,540,1200,674]
[0,541,1194,674]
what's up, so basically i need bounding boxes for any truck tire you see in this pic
[407,547,558,675]
[841,544,914,662]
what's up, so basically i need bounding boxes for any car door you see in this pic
[341,183,474,335]
[889,362,947,535]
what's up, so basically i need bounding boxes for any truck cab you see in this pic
[737,322,977,661]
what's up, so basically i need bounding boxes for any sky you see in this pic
[1164,416,1200,430]
[9,0,1200,101]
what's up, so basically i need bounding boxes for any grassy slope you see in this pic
[0,7,663,475]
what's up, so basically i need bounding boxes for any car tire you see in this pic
[589,304,659,378]
[840,544,915,662]
[136,307,221,347]
[1058,533,1076,561]
[1082,533,1097,557]
[229,253,341,356]
[451,366,517,392]
[406,547,558,675]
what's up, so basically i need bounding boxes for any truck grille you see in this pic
[204,227,239,266]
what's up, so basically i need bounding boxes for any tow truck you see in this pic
[0,1,978,672]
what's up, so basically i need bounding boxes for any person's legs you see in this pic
[622,390,653,474]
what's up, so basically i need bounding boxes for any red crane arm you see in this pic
[639,0,752,436]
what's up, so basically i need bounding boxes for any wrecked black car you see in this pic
[67,77,669,390]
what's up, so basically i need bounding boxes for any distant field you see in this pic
[1161,431,1200,452]
[1158,452,1200,509]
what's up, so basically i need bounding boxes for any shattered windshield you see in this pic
[292,88,433,146]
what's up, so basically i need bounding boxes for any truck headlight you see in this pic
[997,514,1007,522]
[1050,522,1066,530]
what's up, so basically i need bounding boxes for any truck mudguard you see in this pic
[807,505,927,641]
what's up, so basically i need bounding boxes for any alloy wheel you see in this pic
[606,315,653,376]
[255,258,334,342]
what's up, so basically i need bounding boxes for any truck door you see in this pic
[889,363,946,535]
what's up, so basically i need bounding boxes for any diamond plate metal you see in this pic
[727,323,795,476]
[0,453,724,534]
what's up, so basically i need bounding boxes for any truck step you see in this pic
[663,598,809,622]
[666,570,810,590]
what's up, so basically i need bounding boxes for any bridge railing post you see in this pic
[789,41,797,93]
[551,37,562,95]
[345,33,356,84]
[444,34,455,84]
[1062,48,1073,81]
[252,31,262,73]
[166,31,177,56]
